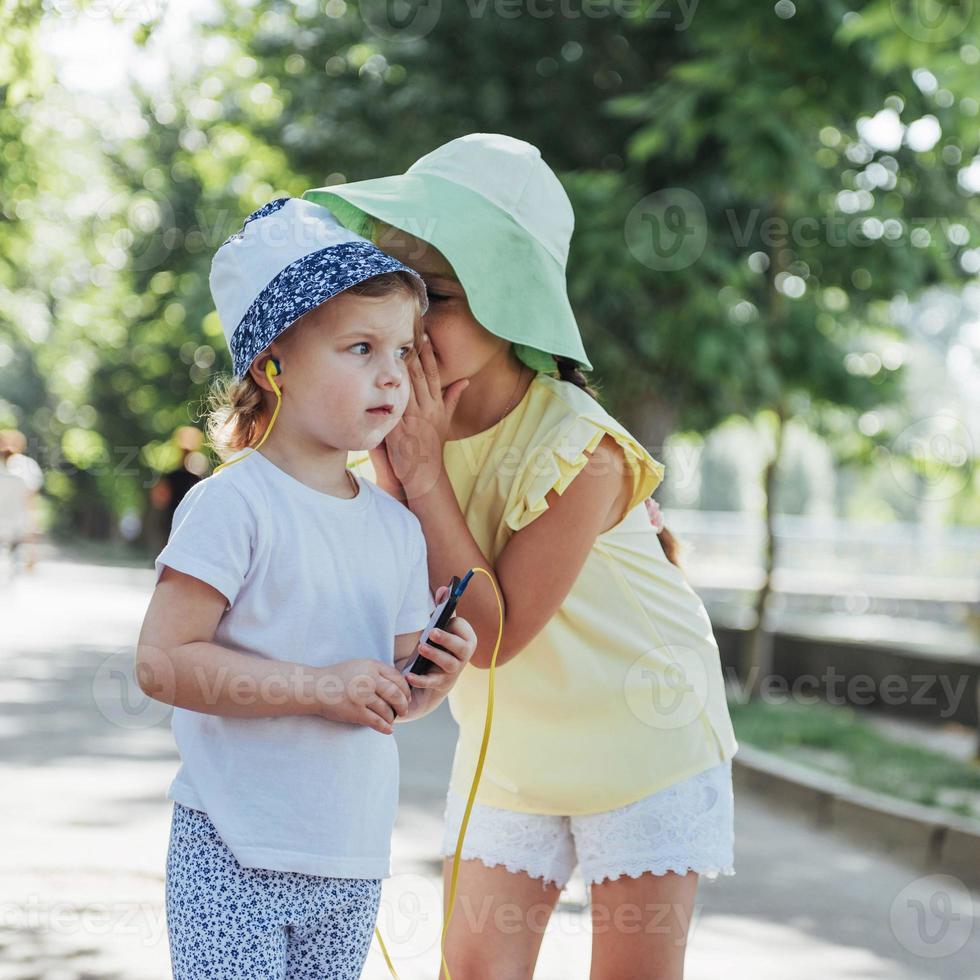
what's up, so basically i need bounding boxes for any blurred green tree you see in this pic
[0,1,48,469]
[12,0,978,647]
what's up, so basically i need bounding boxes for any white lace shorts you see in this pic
[440,760,734,889]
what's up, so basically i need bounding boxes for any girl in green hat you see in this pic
[305,133,738,980]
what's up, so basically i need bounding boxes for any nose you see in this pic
[378,361,402,388]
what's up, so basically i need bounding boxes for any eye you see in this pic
[349,341,415,359]
[426,288,450,303]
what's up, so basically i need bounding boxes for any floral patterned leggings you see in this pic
[165,802,382,979]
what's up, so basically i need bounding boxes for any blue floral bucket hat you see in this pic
[210,196,429,379]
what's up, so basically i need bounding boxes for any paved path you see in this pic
[1,558,977,979]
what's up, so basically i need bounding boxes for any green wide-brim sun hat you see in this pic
[301,134,593,374]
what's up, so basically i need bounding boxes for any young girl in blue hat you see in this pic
[306,134,739,980]
[135,197,478,980]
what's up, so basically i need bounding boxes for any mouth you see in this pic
[367,405,395,416]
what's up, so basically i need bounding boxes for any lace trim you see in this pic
[588,863,736,886]
[455,856,737,888]
[456,855,568,890]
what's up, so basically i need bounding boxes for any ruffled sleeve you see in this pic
[503,413,665,533]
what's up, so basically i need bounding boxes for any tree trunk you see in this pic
[740,406,785,699]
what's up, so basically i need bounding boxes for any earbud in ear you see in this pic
[266,357,281,378]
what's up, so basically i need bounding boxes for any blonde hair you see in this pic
[205,272,426,461]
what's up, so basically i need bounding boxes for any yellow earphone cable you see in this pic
[209,357,501,979]
[374,566,502,980]
[212,358,283,474]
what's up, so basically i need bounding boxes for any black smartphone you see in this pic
[402,570,474,675]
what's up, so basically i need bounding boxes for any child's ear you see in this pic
[249,353,281,392]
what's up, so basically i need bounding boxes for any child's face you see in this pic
[372,223,512,386]
[264,289,418,451]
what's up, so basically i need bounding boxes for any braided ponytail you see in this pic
[554,354,603,400]
[551,356,681,568]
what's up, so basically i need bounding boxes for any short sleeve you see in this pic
[394,525,434,634]
[503,414,666,533]
[154,478,255,608]
[7,455,43,492]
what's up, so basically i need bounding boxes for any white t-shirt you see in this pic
[153,448,433,879]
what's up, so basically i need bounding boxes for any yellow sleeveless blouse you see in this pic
[350,373,738,815]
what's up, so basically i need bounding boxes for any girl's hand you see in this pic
[313,658,412,735]
[404,611,478,701]
[383,335,469,500]
[367,443,406,502]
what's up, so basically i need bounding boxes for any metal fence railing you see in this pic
[663,510,980,647]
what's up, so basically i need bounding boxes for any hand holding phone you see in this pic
[402,571,474,676]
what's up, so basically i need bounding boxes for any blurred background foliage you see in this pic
[1,0,978,547]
